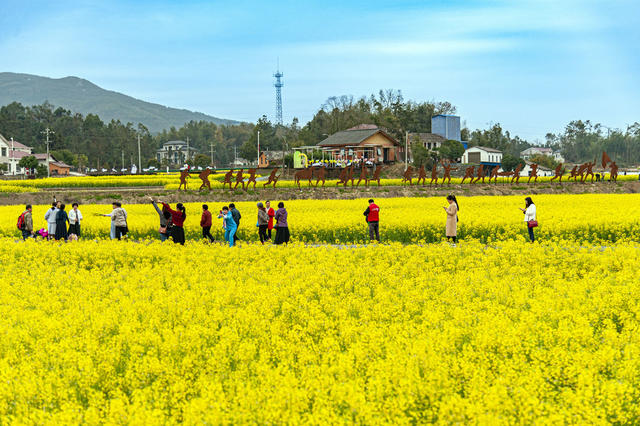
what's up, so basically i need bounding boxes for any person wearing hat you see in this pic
[257,202,269,244]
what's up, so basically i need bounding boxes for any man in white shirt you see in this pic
[68,202,83,238]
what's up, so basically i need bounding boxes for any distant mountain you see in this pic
[0,72,240,133]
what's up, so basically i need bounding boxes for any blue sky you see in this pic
[1,0,638,141]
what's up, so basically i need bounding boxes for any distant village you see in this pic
[1,113,567,178]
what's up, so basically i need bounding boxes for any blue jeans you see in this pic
[22,230,33,240]
[160,232,169,242]
[527,225,535,242]
[225,227,237,247]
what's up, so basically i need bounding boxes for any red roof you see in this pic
[9,150,31,159]
[10,140,31,149]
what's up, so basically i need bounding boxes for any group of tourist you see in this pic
[18,195,538,245]
[19,200,84,241]
[148,198,290,247]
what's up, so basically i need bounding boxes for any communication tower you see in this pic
[273,61,283,125]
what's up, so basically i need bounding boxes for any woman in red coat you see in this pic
[162,202,186,245]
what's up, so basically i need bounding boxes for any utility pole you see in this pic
[186,137,190,164]
[121,150,125,171]
[41,128,54,178]
[210,140,215,167]
[282,136,287,177]
[257,131,260,166]
[137,134,141,172]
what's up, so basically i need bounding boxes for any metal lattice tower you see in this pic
[273,61,283,125]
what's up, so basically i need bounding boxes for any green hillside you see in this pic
[0,72,240,133]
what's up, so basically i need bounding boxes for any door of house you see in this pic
[469,152,481,163]
[383,148,390,163]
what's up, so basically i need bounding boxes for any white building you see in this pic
[156,140,199,165]
[521,147,564,163]
[0,133,33,175]
[461,146,503,165]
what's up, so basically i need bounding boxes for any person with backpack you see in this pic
[363,199,380,242]
[18,205,34,240]
[161,201,186,245]
[201,204,215,243]
[55,203,69,241]
[68,203,83,238]
[229,203,242,241]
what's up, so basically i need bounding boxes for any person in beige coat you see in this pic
[443,195,459,243]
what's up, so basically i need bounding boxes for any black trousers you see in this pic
[202,226,214,242]
[171,226,185,245]
[258,224,269,243]
[68,223,81,238]
[267,227,272,239]
[115,226,127,240]
[527,225,535,242]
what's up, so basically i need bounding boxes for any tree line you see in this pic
[1,92,638,170]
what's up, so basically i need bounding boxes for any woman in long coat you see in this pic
[443,195,459,243]
[54,203,69,241]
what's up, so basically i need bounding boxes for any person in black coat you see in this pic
[55,203,69,241]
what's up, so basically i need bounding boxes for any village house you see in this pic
[316,124,401,164]
[461,146,503,166]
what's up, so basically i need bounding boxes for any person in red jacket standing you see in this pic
[200,204,214,242]
[161,201,186,245]
[363,199,380,242]
[265,200,276,240]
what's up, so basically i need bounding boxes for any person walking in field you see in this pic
[217,205,237,247]
[68,203,83,238]
[19,204,34,240]
[100,202,119,239]
[443,195,459,244]
[265,200,275,240]
[229,203,242,241]
[201,204,215,243]
[363,199,380,242]
[148,197,171,241]
[520,196,537,243]
[162,202,187,245]
[257,202,269,244]
[274,202,290,245]
[44,201,59,240]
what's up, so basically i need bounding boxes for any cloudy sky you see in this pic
[1,0,638,141]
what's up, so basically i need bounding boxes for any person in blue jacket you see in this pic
[217,205,237,247]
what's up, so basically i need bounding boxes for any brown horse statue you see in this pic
[314,166,326,187]
[355,165,369,187]
[416,165,427,186]
[371,165,385,186]
[294,167,314,189]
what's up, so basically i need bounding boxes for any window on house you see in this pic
[1,148,6,157]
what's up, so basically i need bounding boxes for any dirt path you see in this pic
[2,180,638,206]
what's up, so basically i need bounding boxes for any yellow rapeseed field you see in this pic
[1,239,639,423]
[2,194,639,243]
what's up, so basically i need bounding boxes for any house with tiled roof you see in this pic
[316,125,401,163]
[0,133,33,175]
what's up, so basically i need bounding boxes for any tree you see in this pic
[18,155,39,172]
[0,163,7,173]
[411,141,430,168]
[36,164,48,177]
[239,139,257,163]
[501,154,525,172]
[51,149,76,166]
[193,154,211,168]
[529,153,558,169]
[438,140,465,161]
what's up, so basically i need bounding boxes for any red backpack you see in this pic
[17,211,26,230]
